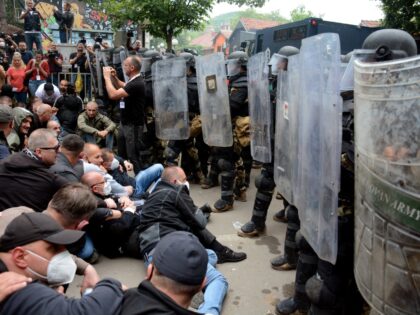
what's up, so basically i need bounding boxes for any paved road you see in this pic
[68,168,296,315]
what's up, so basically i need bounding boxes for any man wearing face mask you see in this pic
[0,212,125,315]
[101,148,163,199]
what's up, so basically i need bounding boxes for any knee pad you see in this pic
[286,206,300,225]
[164,146,179,161]
[217,158,233,172]
[255,173,275,192]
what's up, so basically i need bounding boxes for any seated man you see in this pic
[49,134,84,182]
[102,148,163,198]
[137,166,247,315]
[77,101,116,150]
[35,82,60,106]
[121,231,209,315]
[81,171,141,258]
[83,142,133,197]
[30,103,53,133]
[0,104,14,160]
[7,107,33,152]
[0,128,67,212]
[0,212,125,315]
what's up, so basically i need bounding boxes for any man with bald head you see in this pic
[29,103,53,133]
[77,101,116,149]
[0,128,67,212]
[103,56,147,173]
[83,143,133,197]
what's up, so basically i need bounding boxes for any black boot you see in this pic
[213,172,234,212]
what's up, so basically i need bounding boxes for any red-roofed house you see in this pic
[227,18,281,53]
[359,20,382,28]
[213,29,232,55]
[190,31,218,54]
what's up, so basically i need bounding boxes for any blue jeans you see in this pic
[133,163,164,197]
[59,29,72,43]
[76,235,95,260]
[13,92,27,103]
[82,133,114,150]
[145,249,227,315]
[28,79,45,96]
[24,32,42,52]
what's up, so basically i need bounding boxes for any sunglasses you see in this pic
[39,143,60,152]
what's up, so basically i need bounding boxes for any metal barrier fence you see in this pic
[49,72,94,103]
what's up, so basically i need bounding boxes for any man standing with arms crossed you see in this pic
[103,57,146,174]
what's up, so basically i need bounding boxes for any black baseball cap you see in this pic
[152,231,208,285]
[0,212,85,252]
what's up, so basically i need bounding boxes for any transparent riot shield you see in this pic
[354,55,420,315]
[268,53,288,77]
[294,33,342,264]
[195,53,232,147]
[117,49,129,83]
[274,54,300,205]
[151,58,189,140]
[248,50,272,163]
[340,49,376,92]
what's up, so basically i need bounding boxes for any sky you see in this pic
[210,0,384,25]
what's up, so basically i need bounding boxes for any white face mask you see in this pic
[103,181,112,195]
[177,180,190,192]
[110,158,119,170]
[0,42,5,48]
[26,249,77,286]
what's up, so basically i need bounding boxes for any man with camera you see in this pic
[45,43,63,86]
[53,2,74,44]
[0,35,18,67]
[19,0,43,52]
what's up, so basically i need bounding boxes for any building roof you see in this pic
[359,20,381,28]
[190,31,217,48]
[239,18,280,31]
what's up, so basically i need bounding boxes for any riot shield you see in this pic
[151,58,189,140]
[294,33,342,264]
[195,53,233,147]
[340,49,376,92]
[354,55,420,315]
[247,50,272,163]
[119,49,129,82]
[274,54,300,205]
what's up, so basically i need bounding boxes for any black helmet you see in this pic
[226,50,248,76]
[141,50,162,73]
[362,29,417,61]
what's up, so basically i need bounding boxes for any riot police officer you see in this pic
[238,46,299,242]
[163,52,207,183]
[212,50,251,212]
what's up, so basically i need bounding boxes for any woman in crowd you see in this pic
[6,52,27,103]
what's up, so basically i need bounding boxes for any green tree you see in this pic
[289,5,315,22]
[380,0,419,34]
[86,0,267,51]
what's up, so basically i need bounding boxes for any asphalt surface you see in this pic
[68,168,296,315]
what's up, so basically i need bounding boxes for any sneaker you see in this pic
[213,199,233,212]
[85,249,100,265]
[237,221,265,237]
[273,209,288,223]
[217,247,247,263]
[270,255,296,271]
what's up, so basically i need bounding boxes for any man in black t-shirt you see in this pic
[103,56,146,173]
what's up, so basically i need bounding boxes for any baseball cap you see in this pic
[0,105,13,123]
[0,212,85,252]
[44,83,54,92]
[152,231,208,285]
